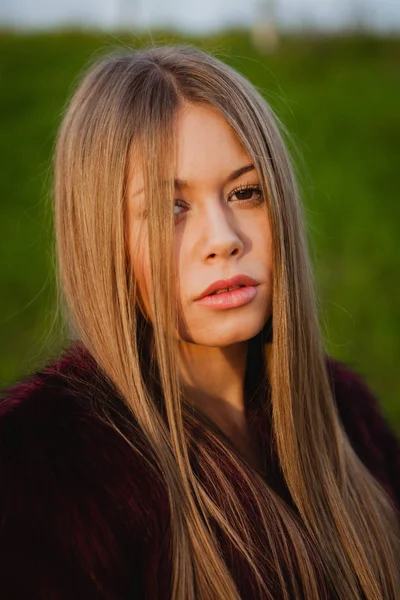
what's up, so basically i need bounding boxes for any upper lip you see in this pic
[196,274,259,300]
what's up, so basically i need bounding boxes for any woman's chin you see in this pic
[179,322,267,347]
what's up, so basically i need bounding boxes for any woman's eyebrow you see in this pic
[174,164,256,190]
[131,164,255,197]
[225,164,256,183]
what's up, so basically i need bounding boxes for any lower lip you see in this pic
[196,285,258,310]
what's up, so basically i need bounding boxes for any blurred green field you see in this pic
[0,30,399,431]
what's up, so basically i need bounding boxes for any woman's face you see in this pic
[127,103,273,347]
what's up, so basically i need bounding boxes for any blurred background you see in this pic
[0,0,399,431]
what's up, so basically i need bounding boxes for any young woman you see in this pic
[0,45,399,600]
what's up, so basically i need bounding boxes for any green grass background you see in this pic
[0,30,399,431]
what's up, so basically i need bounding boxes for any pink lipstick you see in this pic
[195,274,259,310]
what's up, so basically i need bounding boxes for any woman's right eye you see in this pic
[174,200,188,218]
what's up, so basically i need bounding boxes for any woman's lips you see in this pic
[197,274,259,300]
[195,285,258,309]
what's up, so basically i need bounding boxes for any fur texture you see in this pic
[0,345,399,599]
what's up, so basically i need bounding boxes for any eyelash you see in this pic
[228,183,263,204]
[174,184,264,219]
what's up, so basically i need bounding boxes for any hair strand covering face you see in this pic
[54,46,400,599]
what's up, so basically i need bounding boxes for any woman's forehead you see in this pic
[127,103,256,196]
[175,104,253,187]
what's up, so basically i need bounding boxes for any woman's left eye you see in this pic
[229,185,263,204]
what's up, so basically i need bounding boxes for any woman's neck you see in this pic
[178,339,272,473]
[178,340,248,418]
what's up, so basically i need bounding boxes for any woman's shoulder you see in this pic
[1,342,137,436]
[0,345,101,476]
[0,342,100,421]
[1,341,167,497]
[0,343,166,507]
[326,356,400,509]
[0,344,129,470]
[0,344,170,596]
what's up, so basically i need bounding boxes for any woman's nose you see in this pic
[201,205,244,262]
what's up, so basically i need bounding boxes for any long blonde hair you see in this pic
[54,45,400,599]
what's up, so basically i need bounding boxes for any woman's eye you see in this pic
[229,185,263,203]
[174,200,187,218]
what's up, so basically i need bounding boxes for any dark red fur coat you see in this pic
[0,344,399,599]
